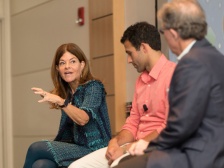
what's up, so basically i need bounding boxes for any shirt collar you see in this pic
[177,40,196,60]
[141,54,168,83]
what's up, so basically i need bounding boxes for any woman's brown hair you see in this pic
[50,43,95,108]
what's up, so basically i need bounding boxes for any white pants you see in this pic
[68,146,130,168]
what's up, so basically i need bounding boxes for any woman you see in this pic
[23,43,111,168]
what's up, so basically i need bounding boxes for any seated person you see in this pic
[114,1,224,168]
[68,22,176,168]
[23,43,111,168]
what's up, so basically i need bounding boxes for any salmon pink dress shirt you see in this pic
[122,55,176,140]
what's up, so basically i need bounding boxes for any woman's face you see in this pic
[57,51,85,85]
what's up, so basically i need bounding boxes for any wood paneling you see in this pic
[91,15,113,58]
[89,0,112,19]
[91,56,114,95]
[113,0,126,132]
[89,0,126,134]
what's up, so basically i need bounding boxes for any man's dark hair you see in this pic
[120,22,161,51]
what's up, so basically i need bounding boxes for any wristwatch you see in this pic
[59,98,70,108]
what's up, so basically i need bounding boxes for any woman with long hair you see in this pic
[23,43,111,168]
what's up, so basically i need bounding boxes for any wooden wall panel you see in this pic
[89,0,116,134]
[112,0,126,132]
[89,0,126,135]
[91,15,113,58]
[91,56,114,95]
[89,0,112,19]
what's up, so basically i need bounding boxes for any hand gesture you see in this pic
[31,87,62,104]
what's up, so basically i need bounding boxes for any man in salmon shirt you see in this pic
[68,22,176,168]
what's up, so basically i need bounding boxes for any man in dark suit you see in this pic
[114,0,224,168]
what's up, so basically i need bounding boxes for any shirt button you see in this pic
[148,84,150,87]
[146,114,149,117]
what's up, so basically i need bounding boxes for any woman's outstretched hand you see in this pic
[31,87,63,105]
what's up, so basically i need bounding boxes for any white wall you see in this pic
[124,0,155,102]
[11,0,52,14]
[124,0,168,102]
[11,0,89,167]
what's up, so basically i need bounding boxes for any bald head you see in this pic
[157,0,207,40]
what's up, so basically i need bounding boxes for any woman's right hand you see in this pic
[31,87,64,106]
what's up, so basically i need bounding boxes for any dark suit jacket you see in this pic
[147,38,224,168]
